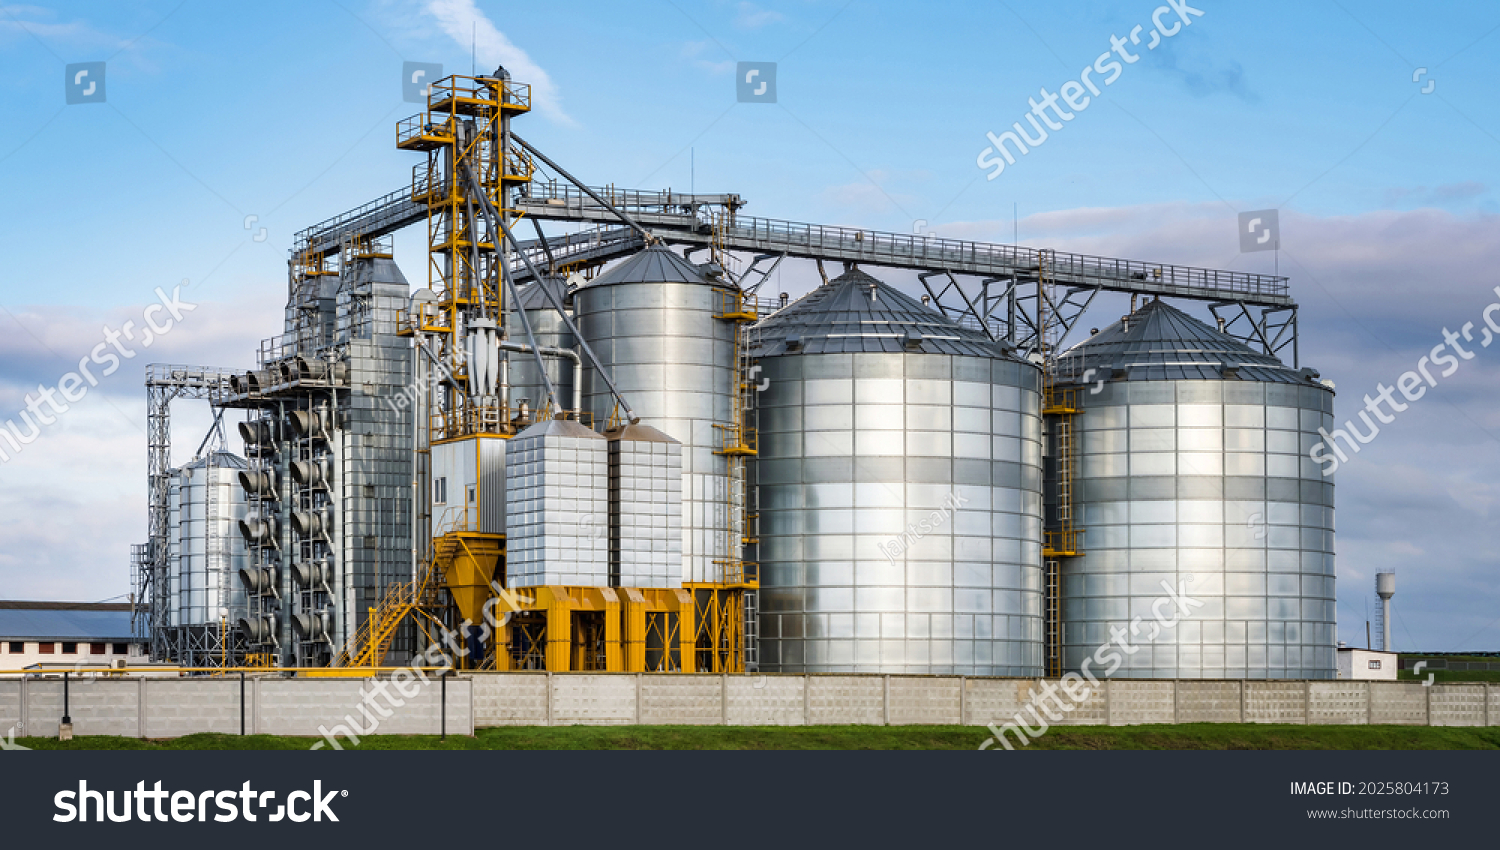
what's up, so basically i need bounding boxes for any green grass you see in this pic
[1400,655,1500,663]
[15,724,1500,751]
[1397,669,1500,683]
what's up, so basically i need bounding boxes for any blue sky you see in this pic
[1,0,1497,653]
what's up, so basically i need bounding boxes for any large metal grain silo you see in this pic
[1054,299,1336,679]
[574,246,735,584]
[172,452,250,629]
[751,269,1045,676]
[507,276,576,415]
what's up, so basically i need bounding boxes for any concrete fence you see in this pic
[1,674,1495,739]
[473,674,1500,729]
[0,676,473,739]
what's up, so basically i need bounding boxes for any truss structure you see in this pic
[140,364,238,663]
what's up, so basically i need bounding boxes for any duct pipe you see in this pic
[500,341,583,415]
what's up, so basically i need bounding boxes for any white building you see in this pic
[1336,647,1398,681]
[0,601,147,676]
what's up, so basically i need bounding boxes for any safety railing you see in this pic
[712,216,1290,301]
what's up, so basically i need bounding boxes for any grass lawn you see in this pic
[13,724,1500,751]
[1397,669,1500,683]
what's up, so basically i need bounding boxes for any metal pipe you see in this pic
[530,216,558,274]
[499,357,510,410]
[500,341,583,415]
[461,161,639,423]
[497,258,560,410]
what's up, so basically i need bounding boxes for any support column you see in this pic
[674,588,696,673]
[601,588,622,672]
[494,615,513,671]
[542,587,572,672]
[621,589,647,672]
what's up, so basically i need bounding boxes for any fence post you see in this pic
[883,675,890,726]
[239,672,246,736]
[802,675,810,726]
[440,670,449,740]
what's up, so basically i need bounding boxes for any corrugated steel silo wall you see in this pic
[507,306,575,413]
[575,281,734,584]
[755,351,1045,675]
[1061,379,1337,678]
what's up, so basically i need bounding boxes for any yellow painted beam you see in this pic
[541,587,573,672]
[620,588,647,672]
[673,588,696,673]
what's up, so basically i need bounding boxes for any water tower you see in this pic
[1375,573,1396,651]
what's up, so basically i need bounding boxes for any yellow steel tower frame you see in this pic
[340,73,747,674]
[335,72,538,671]
[398,71,536,436]
[678,214,757,674]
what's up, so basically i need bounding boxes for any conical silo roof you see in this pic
[751,268,1020,359]
[182,451,249,471]
[586,245,713,287]
[512,276,568,310]
[1055,299,1302,383]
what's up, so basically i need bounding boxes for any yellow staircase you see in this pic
[337,580,420,668]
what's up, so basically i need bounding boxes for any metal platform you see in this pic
[295,179,1290,310]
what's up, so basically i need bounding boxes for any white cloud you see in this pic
[681,40,735,75]
[0,4,117,48]
[734,1,784,31]
[422,0,576,126]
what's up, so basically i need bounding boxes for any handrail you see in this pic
[292,181,1291,305]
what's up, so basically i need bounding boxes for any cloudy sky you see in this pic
[0,0,1496,651]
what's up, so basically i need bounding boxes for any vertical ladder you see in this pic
[1038,248,1083,678]
[707,272,760,672]
[203,447,219,669]
[1044,558,1061,677]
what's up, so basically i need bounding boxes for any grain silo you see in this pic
[166,451,250,663]
[1052,299,1336,679]
[573,246,736,584]
[507,276,576,416]
[751,268,1045,675]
